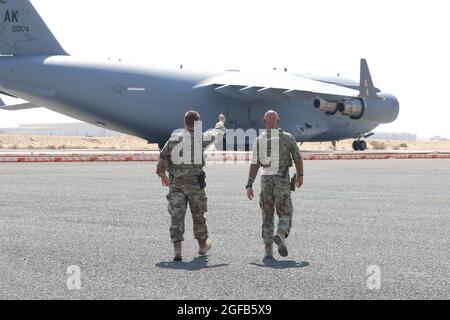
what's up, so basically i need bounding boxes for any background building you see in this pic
[0,124,427,143]
[0,123,122,137]
[430,136,448,141]
[372,132,417,141]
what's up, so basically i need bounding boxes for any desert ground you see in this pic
[0,134,449,151]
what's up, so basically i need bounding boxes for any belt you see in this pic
[261,167,289,177]
[171,175,198,184]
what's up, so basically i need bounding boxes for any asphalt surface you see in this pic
[0,160,449,300]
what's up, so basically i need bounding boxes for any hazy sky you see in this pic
[1,0,449,138]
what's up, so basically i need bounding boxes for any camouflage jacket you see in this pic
[156,124,225,179]
[250,128,303,178]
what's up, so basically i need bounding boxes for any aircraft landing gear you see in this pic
[352,140,367,151]
[352,132,374,151]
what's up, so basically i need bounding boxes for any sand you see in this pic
[301,139,450,151]
[0,134,158,151]
[0,134,449,151]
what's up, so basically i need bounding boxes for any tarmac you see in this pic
[0,160,449,299]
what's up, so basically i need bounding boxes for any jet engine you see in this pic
[313,98,339,115]
[337,99,365,119]
[313,93,399,124]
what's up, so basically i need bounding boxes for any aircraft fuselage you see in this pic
[0,56,380,145]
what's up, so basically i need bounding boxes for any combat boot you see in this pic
[173,241,182,262]
[264,244,273,259]
[273,233,288,257]
[198,239,212,256]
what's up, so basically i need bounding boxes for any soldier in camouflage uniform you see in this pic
[246,110,304,259]
[157,111,226,262]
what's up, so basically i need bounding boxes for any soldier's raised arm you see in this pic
[202,114,226,149]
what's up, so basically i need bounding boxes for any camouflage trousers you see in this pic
[259,175,293,245]
[166,182,208,242]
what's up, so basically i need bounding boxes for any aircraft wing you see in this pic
[195,71,359,102]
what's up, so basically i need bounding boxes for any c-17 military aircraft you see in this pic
[0,0,399,151]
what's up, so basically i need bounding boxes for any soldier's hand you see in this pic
[296,176,304,189]
[247,188,254,201]
[161,176,170,187]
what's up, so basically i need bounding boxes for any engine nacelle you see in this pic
[313,98,338,114]
[337,99,365,119]
[313,93,400,124]
[360,93,399,123]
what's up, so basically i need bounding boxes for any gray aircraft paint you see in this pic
[0,0,399,147]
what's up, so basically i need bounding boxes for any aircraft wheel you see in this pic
[359,140,367,151]
[352,140,367,151]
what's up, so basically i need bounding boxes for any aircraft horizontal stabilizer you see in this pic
[0,97,40,111]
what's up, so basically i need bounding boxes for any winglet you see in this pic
[359,59,378,99]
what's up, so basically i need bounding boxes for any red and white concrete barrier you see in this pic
[1,152,450,163]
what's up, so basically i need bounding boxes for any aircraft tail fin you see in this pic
[0,0,67,56]
[359,59,378,99]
